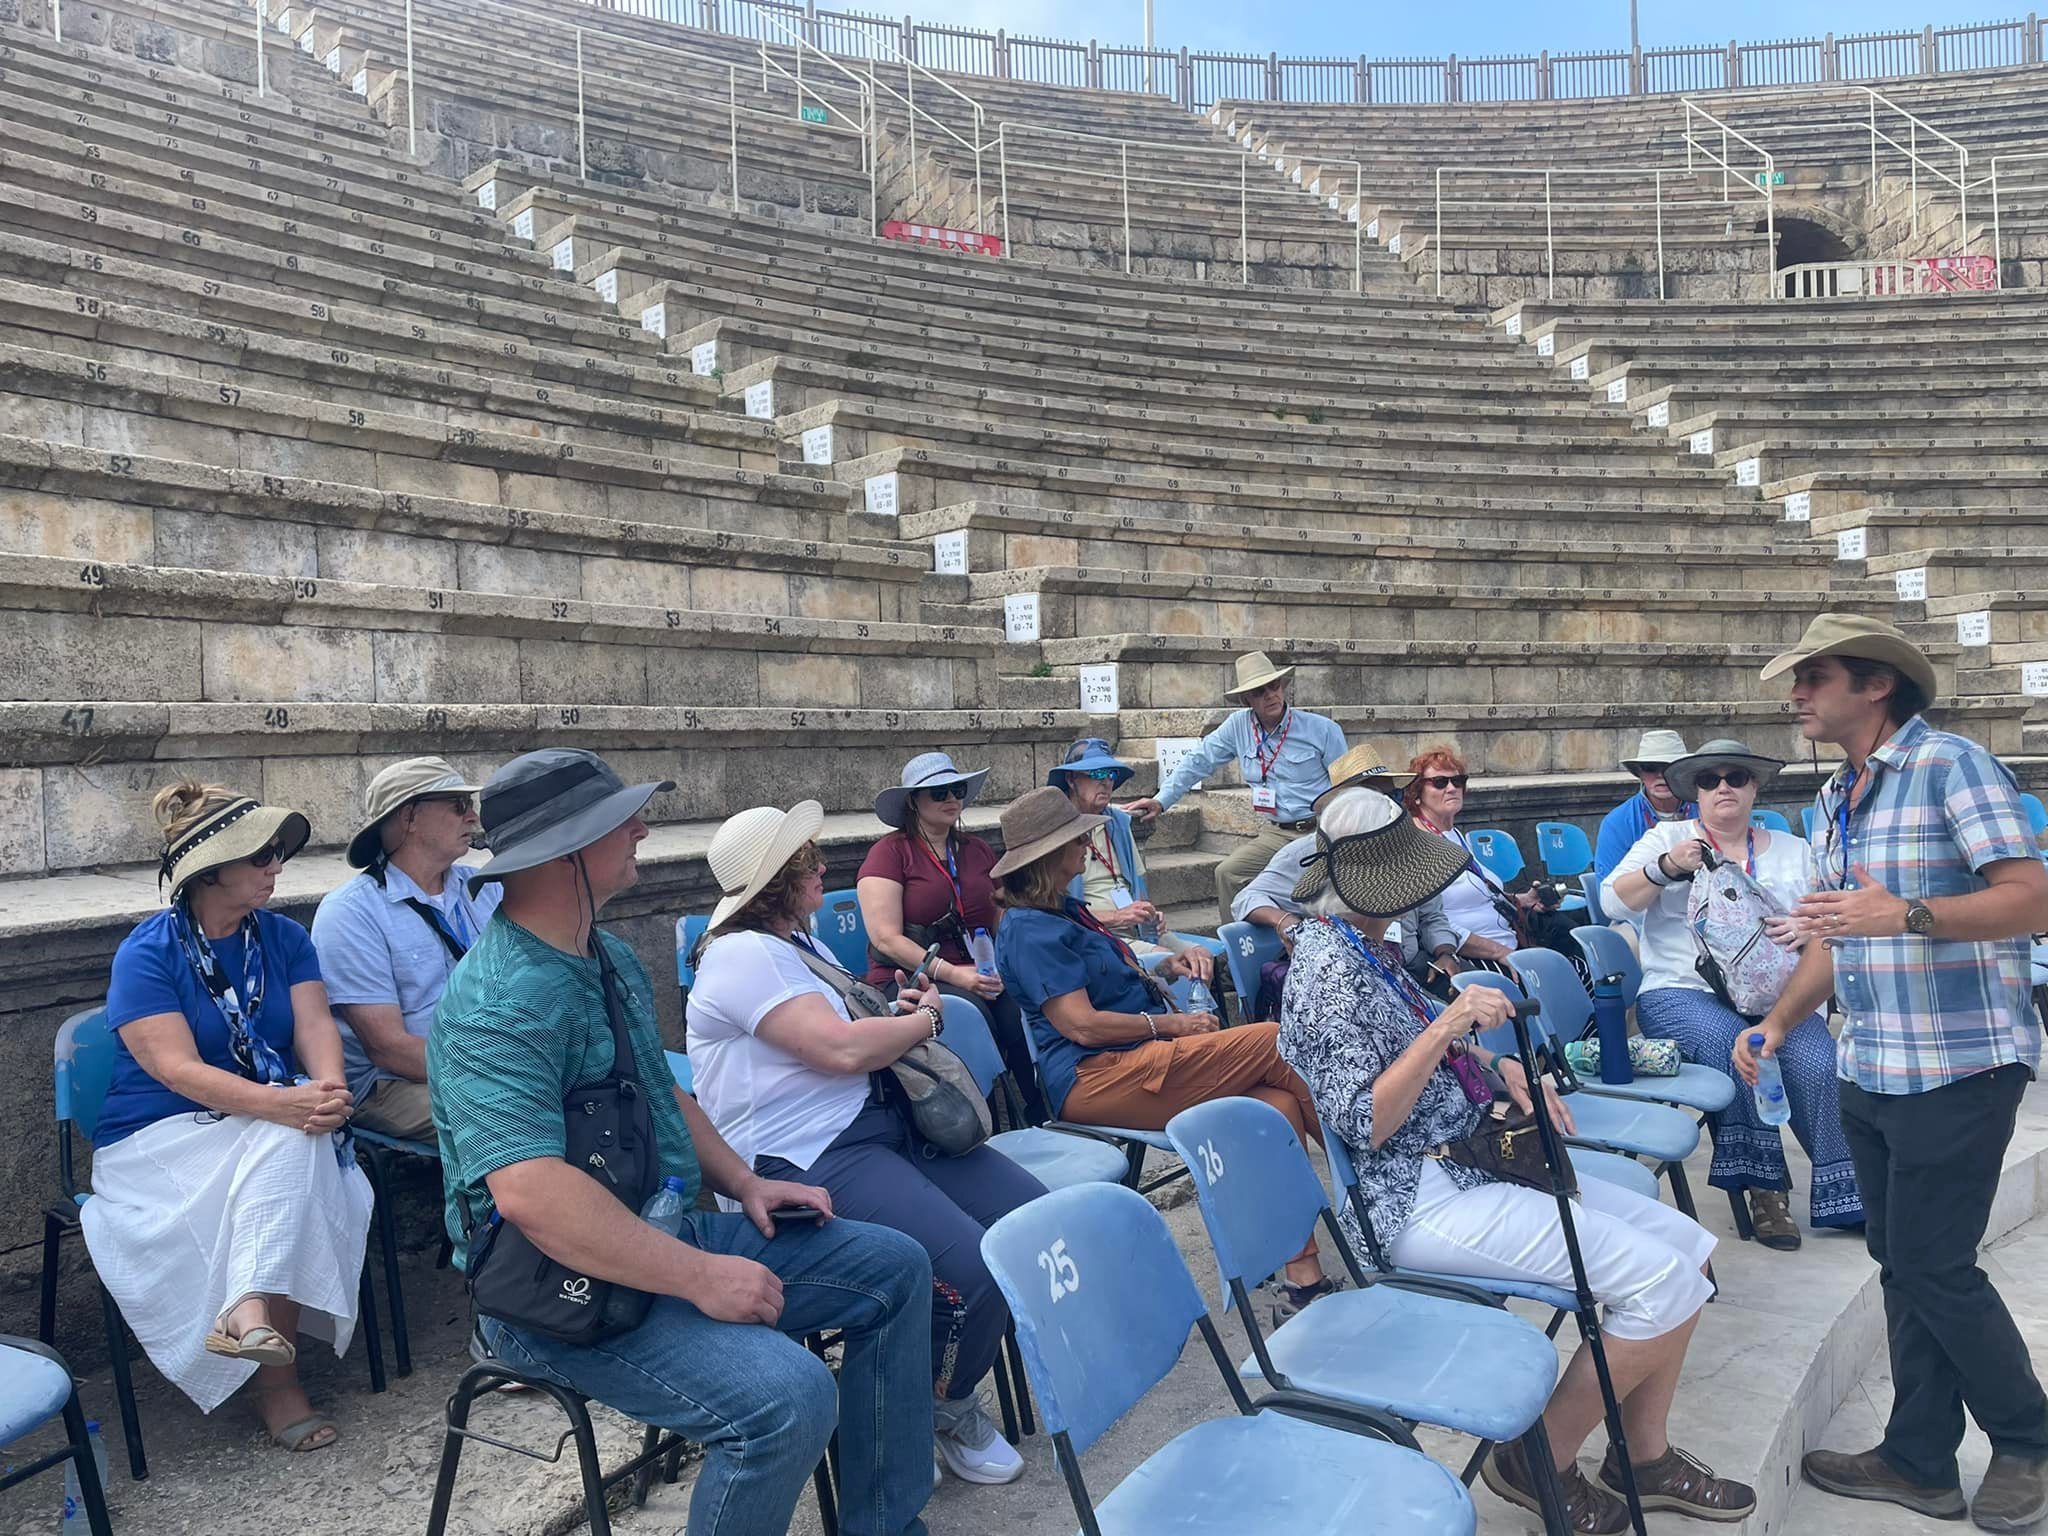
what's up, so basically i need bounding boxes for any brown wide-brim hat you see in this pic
[160,797,311,900]
[1291,795,1475,919]
[1760,613,1939,705]
[1661,739,1786,804]
[989,786,1106,880]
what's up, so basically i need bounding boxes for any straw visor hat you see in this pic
[1223,649,1295,699]
[160,796,311,901]
[1291,790,1473,919]
[1760,613,1939,705]
[346,756,483,869]
[989,787,1106,880]
[708,800,827,929]
[1660,739,1786,805]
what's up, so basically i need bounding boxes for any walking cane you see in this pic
[1509,997,1649,1536]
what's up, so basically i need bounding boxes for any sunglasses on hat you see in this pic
[1423,774,1469,790]
[1694,769,1754,791]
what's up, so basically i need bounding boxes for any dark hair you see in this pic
[996,855,1073,913]
[1840,657,1927,726]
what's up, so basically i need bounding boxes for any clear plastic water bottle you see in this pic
[640,1175,688,1237]
[1749,1033,1791,1126]
[1186,976,1218,1016]
[60,1420,107,1530]
[970,927,998,978]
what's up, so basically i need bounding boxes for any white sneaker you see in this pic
[933,1395,1025,1485]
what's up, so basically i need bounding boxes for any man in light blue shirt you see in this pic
[311,756,500,1139]
[1124,650,1348,924]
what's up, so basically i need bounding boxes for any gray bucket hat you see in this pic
[466,748,675,894]
[1661,738,1786,804]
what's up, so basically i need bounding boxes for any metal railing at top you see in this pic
[994,119,1364,291]
[1864,84,1972,249]
[1680,95,1777,266]
[860,31,993,230]
[752,6,874,147]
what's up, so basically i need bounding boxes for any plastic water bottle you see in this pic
[1749,1034,1791,1126]
[58,1420,106,1529]
[640,1176,688,1237]
[1186,976,1218,1016]
[970,927,998,979]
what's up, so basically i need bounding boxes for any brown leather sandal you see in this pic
[1598,1443,1756,1521]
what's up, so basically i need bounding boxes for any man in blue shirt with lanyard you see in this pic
[1736,615,2048,1532]
[1593,728,1696,892]
[1124,650,1348,925]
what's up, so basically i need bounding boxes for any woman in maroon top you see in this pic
[858,752,1045,1123]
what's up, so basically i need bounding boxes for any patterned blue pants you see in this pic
[1635,986,1864,1229]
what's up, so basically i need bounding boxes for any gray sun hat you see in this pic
[1620,728,1689,775]
[466,748,675,895]
[873,751,990,828]
[1660,738,1786,804]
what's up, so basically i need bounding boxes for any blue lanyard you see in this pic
[1833,765,1867,890]
[1325,915,1438,1024]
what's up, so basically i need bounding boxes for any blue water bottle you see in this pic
[1591,978,1634,1085]
[1749,1034,1791,1126]
[640,1176,688,1237]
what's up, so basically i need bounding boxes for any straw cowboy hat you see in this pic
[873,751,991,828]
[1660,739,1787,805]
[1760,613,1939,705]
[1223,650,1295,699]
[1620,729,1690,775]
[1312,746,1402,816]
[1044,736,1134,792]
[1291,789,1472,918]
[706,800,827,930]
[160,796,312,901]
[466,748,674,895]
[346,756,484,869]
[989,787,1106,880]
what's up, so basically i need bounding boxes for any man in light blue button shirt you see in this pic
[1124,650,1348,924]
[311,757,500,1139]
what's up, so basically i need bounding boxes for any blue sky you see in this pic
[893,1,1999,59]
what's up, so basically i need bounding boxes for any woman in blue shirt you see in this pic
[82,781,373,1451]
[991,786,1333,1319]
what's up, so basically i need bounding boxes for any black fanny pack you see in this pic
[462,946,661,1345]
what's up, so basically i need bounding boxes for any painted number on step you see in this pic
[1037,1240,1080,1303]
[1195,1140,1224,1186]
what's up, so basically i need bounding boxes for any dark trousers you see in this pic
[757,1102,1046,1402]
[1840,1063,2048,1487]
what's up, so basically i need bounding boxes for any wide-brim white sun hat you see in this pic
[708,800,827,930]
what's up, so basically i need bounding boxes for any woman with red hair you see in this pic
[1403,748,1557,976]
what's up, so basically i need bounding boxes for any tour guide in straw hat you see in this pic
[1123,649,1349,926]
[429,748,939,1536]
[1731,614,2048,1530]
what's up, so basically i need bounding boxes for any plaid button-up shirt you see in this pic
[1808,715,2041,1095]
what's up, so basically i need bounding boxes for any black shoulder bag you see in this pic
[461,947,662,1344]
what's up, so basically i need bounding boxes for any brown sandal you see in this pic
[1599,1443,1756,1521]
[1482,1440,1628,1534]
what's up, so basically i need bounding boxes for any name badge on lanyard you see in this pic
[1251,785,1279,816]
[1108,883,1136,908]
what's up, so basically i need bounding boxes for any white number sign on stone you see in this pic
[933,531,968,575]
[512,209,534,240]
[1003,593,1041,643]
[1836,528,1867,560]
[2023,663,2048,697]
[1569,356,1589,381]
[1689,430,1715,456]
[1365,218,1379,240]
[1607,379,1628,403]
[1893,567,1928,602]
[1957,611,1992,646]
[325,45,341,72]
[640,305,667,339]
[1079,664,1120,716]
[551,239,574,272]
[593,270,618,304]
[1784,491,1812,522]
[864,472,899,516]
[351,68,367,95]
[800,425,833,465]
[1536,335,1555,357]
[690,341,719,376]
[1504,313,1522,337]
[478,183,497,210]
[299,29,313,52]
[1387,233,1402,255]
[1645,402,1669,429]
[743,381,774,419]
[1735,458,1761,487]
[1155,736,1201,781]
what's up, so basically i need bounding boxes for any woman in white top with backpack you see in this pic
[685,801,1044,1487]
[1604,740,1863,1253]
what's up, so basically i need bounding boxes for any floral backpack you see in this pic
[1686,852,1799,1017]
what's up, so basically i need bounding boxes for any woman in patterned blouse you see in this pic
[1277,786,1753,1534]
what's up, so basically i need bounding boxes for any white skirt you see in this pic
[81,1113,374,1412]
[1389,1159,1717,1341]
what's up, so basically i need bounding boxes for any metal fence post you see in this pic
[53,0,62,45]
[1266,50,1279,100]
[1544,167,1554,301]
[1725,38,1739,88]
[900,14,914,60]
[1353,159,1362,295]
[1240,153,1248,284]
[998,123,1011,255]
[1355,54,1366,101]
[1445,53,1458,102]
[1823,31,1837,81]
[700,0,716,30]
[1629,44,1642,94]
[1538,49,1550,100]
[1434,166,1442,298]
[1655,168,1665,299]
[995,28,1008,79]
[404,0,415,155]
[2029,14,2041,66]
[1120,143,1131,274]
[1992,159,2003,281]
[253,0,265,94]
[1086,40,1101,89]
[728,64,741,211]
[1180,47,1193,110]
[1921,23,1936,73]
[577,29,587,181]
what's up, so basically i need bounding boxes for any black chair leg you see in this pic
[59,1380,116,1536]
[1727,1187,1755,1241]
[40,1211,62,1345]
[1521,1418,1573,1536]
[1003,1325,1035,1437]
[991,1352,1019,1443]
[1120,1138,1146,1189]
[424,1369,485,1536]
[97,1281,146,1481]
[357,1258,387,1395]
[363,1146,412,1377]
[631,1423,662,1507]
[565,1395,614,1536]
[1661,1161,1716,1293]
[812,1451,840,1536]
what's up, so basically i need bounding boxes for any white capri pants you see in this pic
[1388,1160,1716,1341]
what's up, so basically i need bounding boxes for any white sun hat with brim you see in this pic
[465,748,675,896]
[1223,649,1295,699]
[707,801,827,930]
[345,756,484,870]
[1620,729,1690,775]
[160,796,311,901]
[872,752,990,829]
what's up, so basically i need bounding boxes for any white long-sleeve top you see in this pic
[1603,820,1813,995]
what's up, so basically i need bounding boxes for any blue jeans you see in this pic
[484,1211,933,1536]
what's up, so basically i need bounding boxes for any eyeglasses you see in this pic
[922,784,968,802]
[1423,775,1469,790]
[1073,768,1122,782]
[246,842,288,868]
[1693,769,1755,791]
[414,793,477,813]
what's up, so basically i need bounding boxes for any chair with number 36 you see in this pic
[980,1181,1478,1536]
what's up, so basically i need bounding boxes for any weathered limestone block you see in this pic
[519,637,648,706]
[201,623,375,703]
[43,758,245,869]
[0,769,46,872]
[1,611,202,701]
[373,632,523,705]
[759,654,861,710]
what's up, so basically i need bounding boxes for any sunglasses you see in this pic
[1423,774,1469,790]
[1693,769,1755,791]
[921,784,969,802]
[1072,768,1122,782]
[246,841,289,868]
[414,793,477,812]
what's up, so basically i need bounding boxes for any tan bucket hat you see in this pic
[707,800,827,929]
[1761,614,1939,704]
[160,796,311,900]
[1312,746,1401,815]
[989,786,1106,880]
[346,756,484,869]
[1223,649,1295,699]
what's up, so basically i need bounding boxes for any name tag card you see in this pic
[1250,784,1278,815]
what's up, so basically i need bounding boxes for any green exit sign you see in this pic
[1755,170,1786,186]
[800,104,830,124]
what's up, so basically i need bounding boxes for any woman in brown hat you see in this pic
[1277,788,1753,1532]
[82,780,372,1453]
[989,786,1334,1318]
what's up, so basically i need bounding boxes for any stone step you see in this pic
[1860,547,2048,602]
[1811,507,2048,558]
[1769,467,2048,515]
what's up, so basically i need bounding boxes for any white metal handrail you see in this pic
[1679,97,1776,199]
[860,34,992,231]
[1431,164,1684,302]
[1987,149,2048,281]
[1863,84,1971,250]
[753,9,873,141]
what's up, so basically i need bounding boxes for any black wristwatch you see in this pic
[1905,901,1936,937]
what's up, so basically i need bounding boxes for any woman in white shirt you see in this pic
[1403,748,1571,975]
[1603,740,1863,1253]
[686,801,1044,1488]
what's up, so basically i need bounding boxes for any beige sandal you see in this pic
[205,1312,297,1366]
[265,1414,339,1453]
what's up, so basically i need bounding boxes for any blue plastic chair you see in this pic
[41,1010,386,1480]
[1011,995,1186,1195]
[1166,1098,1568,1519]
[663,1049,695,1097]
[1569,924,1643,1010]
[0,1336,112,1534]
[981,1183,1478,1535]
[674,914,710,993]
[2024,794,2048,839]
[1800,805,1818,841]
[1215,920,1284,1023]
[813,888,869,975]
[1465,828,1524,883]
[1577,870,1608,925]
[1750,809,1791,833]
[1534,822,1593,879]
[940,998,1128,1191]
